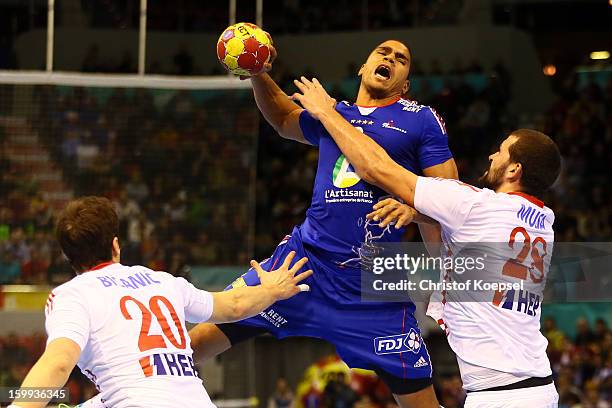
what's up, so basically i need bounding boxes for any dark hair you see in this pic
[56,196,119,272]
[508,129,561,197]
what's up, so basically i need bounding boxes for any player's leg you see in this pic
[188,283,271,363]
[189,233,315,363]
[189,323,235,362]
[330,302,439,408]
[189,295,274,363]
[375,369,438,408]
[190,321,269,363]
[393,386,439,408]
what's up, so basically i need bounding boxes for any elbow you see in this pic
[229,294,249,321]
[356,160,407,201]
[56,362,73,378]
[231,304,247,321]
[359,169,379,185]
[44,354,74,378]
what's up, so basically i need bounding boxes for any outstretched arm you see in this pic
[179,251,312,324]
[290,77,418,206]
[209,251,312,323]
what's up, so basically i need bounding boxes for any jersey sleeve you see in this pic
[299,109,324,146]
[418,108,453,170]
[174,277,214,323]
[45,283,90,350]
[414,177,480,233]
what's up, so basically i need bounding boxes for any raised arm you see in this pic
[291,77,418,205]
[251,72,308,144]
[246,40,310,144]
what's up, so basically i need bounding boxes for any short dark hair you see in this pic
[508,129,561,197]
[56,196,118,272]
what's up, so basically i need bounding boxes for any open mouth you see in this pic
[374,65,391,80]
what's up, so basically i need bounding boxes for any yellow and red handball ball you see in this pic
[217,22,271,77]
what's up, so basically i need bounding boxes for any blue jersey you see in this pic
[298,98,452,268]
[221,98,450,379]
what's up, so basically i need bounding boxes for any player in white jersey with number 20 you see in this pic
[289,76,562,408]
[9,196,312,408]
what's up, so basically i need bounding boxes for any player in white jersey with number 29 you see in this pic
[9,196,312,408]
[289,76,562,408]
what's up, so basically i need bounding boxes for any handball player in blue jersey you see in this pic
[190,40,457,407]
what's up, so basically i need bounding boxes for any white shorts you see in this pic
[464,382,558,408]
[77,394,105,408]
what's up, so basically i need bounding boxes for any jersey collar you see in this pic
[88,261,115,271]
[354,96,401,108]
[507,192,544,208]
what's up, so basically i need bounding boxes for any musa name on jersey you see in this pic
[298,97,452,270]
[45,263,215,407]
[415,177,555,391]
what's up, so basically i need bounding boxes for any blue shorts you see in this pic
[221,227,433,391]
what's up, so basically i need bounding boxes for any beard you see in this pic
[478,162,506,190]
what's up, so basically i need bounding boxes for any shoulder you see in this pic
[48,273,108,308]
[51,275,88,296]
[46,276,90,316]
[396,99,447,132]
[122,264,177,285]
[496,192,556,221]
[428,177,484,194]
[395,99,439,117]
[135,265,181,286]
[140,266,174,281]
[396,98,429,114]
[336,100,355,115]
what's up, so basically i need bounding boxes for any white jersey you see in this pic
[45,262,215,408]
[414,177,554,391]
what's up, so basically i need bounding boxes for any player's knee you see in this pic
[374,369,437,408]
[393,385,439,408]
[188,323,231,362]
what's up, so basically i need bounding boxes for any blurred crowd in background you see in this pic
[0,0,465,74]
[1,0,464,37]
[0,1,609,407]
[0,316,608,407]
[1,86,258,284]
[72,44,489,82]
[1,60,611,282]
[0,46,611,408]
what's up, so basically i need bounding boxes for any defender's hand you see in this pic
[289,77,336,120]
[251,251,312,300]
[367,198,416,229]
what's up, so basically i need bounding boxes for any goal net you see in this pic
[0,72,258,272]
